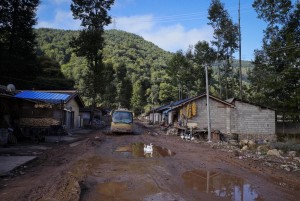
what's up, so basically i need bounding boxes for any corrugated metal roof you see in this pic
[14,91,70,104]
[154,97,194,113]
[155,94,235,114]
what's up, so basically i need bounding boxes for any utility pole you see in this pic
[238,0,242,99]
[205,65,211,142]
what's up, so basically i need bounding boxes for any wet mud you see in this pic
[182,169,263,200]
[1,122,300,201]
[79,124,300,201]
[115,142,175,158]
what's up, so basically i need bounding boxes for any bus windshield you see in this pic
[112,111,133,124]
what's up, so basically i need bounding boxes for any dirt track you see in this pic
[0,122,300,201]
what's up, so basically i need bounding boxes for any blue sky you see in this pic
[36,0,268,61]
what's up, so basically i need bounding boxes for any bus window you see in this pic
[111,110,133,133]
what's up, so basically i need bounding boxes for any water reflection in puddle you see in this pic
[115,142,175,158]
[182,169,264,201]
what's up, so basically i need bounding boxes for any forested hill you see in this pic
[35,28,173,76]
[34,28,254,110]
[34,28,175,108]
[103,29,173,71]
[35,28,252,87]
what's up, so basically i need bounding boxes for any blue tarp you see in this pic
[14,91,70,104]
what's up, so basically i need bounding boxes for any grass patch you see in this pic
[270,138,300,156]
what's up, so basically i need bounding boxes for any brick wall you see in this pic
[231,101,275,135]
[183,98,232,134]
[173,97,276,139]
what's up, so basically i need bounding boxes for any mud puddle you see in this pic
[182,169,264,201]
[115,142,175,158]
[80,174,161,201]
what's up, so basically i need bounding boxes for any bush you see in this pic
[270,139,300,156]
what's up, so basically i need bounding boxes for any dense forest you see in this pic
[34,28,253,112]
[35,28,173,111]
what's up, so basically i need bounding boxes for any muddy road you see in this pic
[0,121,300,201]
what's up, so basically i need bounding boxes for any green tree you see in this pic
[131,80,144,115]
[101,62,117,108]
[193,41,217,94]
[166,50,195,99]
[70,0,114,113]
[159,82,177,104]
[0,0,39,88]
[115,63,132,109]
[208,0,239,99]
[250,0,300,122]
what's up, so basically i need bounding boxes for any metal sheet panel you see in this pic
[14,91,70,104]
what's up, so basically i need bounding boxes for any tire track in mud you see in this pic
[0,132,104,201]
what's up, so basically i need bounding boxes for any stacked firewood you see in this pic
[18,118,60,127]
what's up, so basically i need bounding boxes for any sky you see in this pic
[36,0,268,61]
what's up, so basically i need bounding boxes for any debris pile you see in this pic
[213,140,300,173]
[18,118,60,127]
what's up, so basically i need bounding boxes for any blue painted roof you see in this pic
[14,91,70,104]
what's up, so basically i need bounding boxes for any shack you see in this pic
[170,94,234,134]
[14,91,84,129]
[155,94,276,141]
[150,97,194,125]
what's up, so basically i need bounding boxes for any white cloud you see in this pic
[113,15,155,33]
[142,25,213,52]
[37,9,214,53]
[36,10,81,30]
[112,15,213,52]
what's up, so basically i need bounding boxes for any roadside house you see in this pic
[226,98,276,140]
[169,94,234,134]
[14,91,85,129]
[154,94,276,141]
[150,97,194,125]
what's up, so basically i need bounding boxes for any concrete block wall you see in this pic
[187,98,231,134]
[231,101,275,135]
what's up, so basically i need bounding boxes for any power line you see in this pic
[113,4,253,24]
[269,44,300,53]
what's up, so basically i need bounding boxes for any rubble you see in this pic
[194,137,300,174]
[166,128,177,135]
[288,151,297,157]
[160,123,300,174]
[267,149,281,157]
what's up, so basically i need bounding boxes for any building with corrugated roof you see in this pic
[151,94,276,141]
[14,90,84,129]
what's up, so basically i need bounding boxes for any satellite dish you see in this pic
[7,84,16,92]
